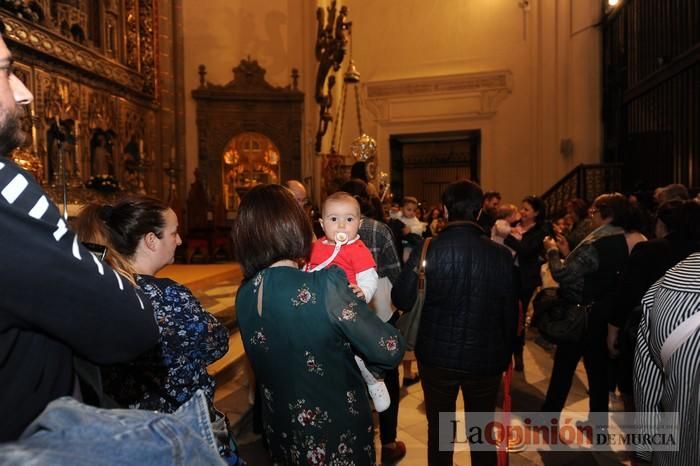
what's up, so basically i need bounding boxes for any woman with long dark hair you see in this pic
[502,195,547,370]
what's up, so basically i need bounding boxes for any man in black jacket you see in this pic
[0,27,159,441]
[393,180,516,466]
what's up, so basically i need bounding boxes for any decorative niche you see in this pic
[192,57,304,212]
[1,1,162,202]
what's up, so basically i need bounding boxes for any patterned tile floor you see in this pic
[163,263,633,466]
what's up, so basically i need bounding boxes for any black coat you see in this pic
[504,223,546,299]
[392,221,517,375]
[610,233,700,328]
[0,157,159,441]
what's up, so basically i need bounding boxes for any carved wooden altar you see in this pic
[1,1,163,203]
[192,58,304,212]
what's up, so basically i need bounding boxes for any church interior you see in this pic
[8,0,697,230]
[2,0,699,464]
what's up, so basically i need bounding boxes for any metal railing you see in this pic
[541,163,623,219]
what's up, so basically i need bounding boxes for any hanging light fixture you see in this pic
[346,62,376,162]
[329,39,377,163]
[344,59,361,84]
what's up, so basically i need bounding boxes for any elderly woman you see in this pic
[232,184,404,465]
[540,193,631,420]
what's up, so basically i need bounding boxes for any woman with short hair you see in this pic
[233,184,404,465]
[541,193,631,421]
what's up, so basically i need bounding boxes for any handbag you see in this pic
[532,287,590,344]
[396,237,432,351]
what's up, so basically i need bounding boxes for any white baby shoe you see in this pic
[355,355,391,412]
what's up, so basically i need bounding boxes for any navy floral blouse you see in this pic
[237,266,405,465]
[102,275,229,413]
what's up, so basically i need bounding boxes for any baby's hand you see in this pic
[349,284,365,300]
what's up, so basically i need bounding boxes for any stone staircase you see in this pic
[208,331,254,437]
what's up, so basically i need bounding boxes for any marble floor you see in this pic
[164,262,632,466]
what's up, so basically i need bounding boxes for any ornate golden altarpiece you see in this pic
[192,58,303,212]
[1,1,163,203]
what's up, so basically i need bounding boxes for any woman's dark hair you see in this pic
[680,201,700,240]
[442,180,483,221]
[593,193,630,227]
[233,184,313,280]
[74,197,168,280]
[658,200,700,240]
[566,198,589,222]
[656,199,685,233]
[340,178,382,220]
[350,162,368,183]
[102,197,169,258]
[622,204,648,232]
[523,195,546,224]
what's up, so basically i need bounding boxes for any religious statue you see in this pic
[313,0,351,152]
[122,134,141,191]
[90,130,114,176]
[47,119,79,183]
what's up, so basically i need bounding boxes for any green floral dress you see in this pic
[237,266,405,466]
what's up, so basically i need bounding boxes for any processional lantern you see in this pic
[344,61,376,162]
[314,1,378,194]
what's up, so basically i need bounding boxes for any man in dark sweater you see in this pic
[393,180,516,466]
[0,26,159,441]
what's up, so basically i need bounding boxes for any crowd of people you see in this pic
[1,20,700,466]
[239,178,700,466]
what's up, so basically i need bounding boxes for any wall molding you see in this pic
[364,70,513,123]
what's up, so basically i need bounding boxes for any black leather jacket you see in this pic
[392,221,517,375]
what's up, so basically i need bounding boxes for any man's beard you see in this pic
[0,106,25,158]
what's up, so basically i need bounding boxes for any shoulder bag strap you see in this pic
[660,310,700,371]
[417,237,432,292]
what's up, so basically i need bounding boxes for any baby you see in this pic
[491,203,521,257]
[306,192,390,412]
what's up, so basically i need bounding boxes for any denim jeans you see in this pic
[419,362,502,466]
[0,390,226,466]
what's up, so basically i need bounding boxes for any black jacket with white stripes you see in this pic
[0,157,158,441]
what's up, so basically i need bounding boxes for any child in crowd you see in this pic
[306,192,390,411]
[393,196,427,263]
[389,202,401,220]
[491,203,521,257]
[387,196,427,384]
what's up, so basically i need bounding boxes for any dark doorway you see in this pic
[389,130,481,207]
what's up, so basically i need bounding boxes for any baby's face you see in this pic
[320,199,360,244]
[401,203,417,219]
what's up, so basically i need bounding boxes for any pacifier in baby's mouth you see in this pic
[334,232,348,244]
